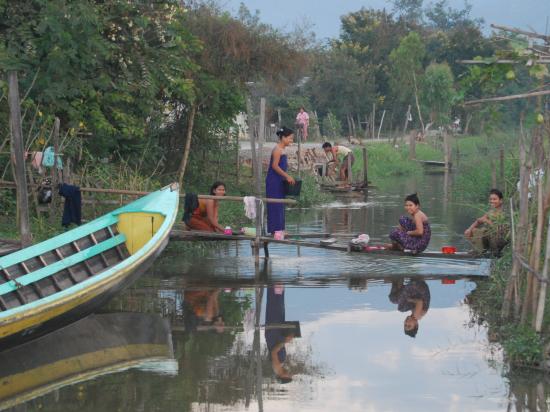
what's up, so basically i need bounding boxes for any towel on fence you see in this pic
[243,196,256,219]
[59,183,81,226]
[42,146,63,169]
[183,193,199,225]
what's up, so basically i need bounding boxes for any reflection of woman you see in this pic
[183,289,225,333]
[187,181,226,232]
[265,127,295,234]
[389,279,430,338]
[265,286,298,383]
[387,193,431,254]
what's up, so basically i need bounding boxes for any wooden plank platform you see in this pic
[169,230,486,260]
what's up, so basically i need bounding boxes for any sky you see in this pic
[221,0,550,41]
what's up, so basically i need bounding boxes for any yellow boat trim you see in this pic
[0,344,170,409]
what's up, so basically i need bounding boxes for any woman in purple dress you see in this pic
[387,193,431,253]
[266,127,295,234]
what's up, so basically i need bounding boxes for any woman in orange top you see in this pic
[187,181,226,232]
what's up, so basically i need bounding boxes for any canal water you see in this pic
[2,172,548,412]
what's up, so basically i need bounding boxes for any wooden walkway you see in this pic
[170,229,485,261]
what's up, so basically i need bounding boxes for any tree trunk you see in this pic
[7,71,32,246]
[177,104,197,190]
[412,71,425,136]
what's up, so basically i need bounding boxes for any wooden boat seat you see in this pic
[0,233,126,298]
[0,215,119,271]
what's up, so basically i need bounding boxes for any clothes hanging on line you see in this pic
[59,183,81,227]
[42,146,63,169]
[243,196,257,219]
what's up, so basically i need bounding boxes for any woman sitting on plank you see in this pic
[186,181,226,233]
[386,193,431,254]
[464,188,508,255]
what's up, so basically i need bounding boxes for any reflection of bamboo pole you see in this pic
[254,285,264,412]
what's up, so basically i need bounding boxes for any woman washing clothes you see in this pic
[386,193,431,254]
[265,127,295,235]
[186,181,226,233]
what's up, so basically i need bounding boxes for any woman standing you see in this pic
[266,127,295,235]
[186,181,226,232]
[295,107,309,142]
[387,193,431,253]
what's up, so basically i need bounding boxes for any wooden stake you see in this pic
[362,147,368,187]
[7,71,31,247]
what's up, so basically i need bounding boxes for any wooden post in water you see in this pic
[258,98,267,258]
[362,147,368,187]
[443,131,451,170]
[247,97,261,262]
[7,71,32,246]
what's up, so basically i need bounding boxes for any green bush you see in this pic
[501,325,544,366]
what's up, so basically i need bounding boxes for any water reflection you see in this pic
[0,312,175,411]
[265,286,301,383]
[183,289,225,333]
[389,279,430,338]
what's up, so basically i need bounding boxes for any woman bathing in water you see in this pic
[386,193,431,254]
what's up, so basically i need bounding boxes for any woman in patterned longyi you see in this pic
[387,193,431,254]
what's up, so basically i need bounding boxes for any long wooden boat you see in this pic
[0,312,176,410]
[0,183,179,349]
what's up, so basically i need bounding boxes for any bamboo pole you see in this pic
[465,89,550,106]
[347,153,352,185]
[0,181,296,204]
[535,216,550,332]
[49,117,60,224]
[248,97,262,261]
[377,110,386,139]
[8,71,31,247]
